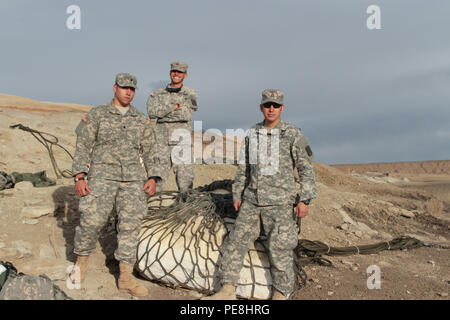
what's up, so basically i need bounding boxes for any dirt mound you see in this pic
[0,93,92,113]
[314,162,363,186]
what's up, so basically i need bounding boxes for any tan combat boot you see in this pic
[69,255,89,284]
[118,262,148,297]
[201,284,236,300]
[272,289,288,300]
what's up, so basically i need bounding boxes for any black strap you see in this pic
[166,86,182,93]
[0,261,19,291]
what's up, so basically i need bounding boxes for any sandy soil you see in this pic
[0,94,448,301]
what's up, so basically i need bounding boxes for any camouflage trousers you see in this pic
[219,201,298,296]
[74,179,148,264]
[158,144,194,192]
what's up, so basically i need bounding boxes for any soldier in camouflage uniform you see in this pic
[146,61,198,192]
[70,73,163,297]
[204,89,317,300]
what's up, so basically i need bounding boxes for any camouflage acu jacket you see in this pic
[72,101,162,181]
[146,86,198,146]
[232,120,317,206]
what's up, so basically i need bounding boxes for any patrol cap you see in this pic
[261,89,284,105]
[170,61,188,73]
[115,73,138,89]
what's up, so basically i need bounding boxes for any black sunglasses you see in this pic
[170,70,186,74]
[262,102,282,109]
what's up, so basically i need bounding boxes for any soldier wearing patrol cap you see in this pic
[146,61,198,192]
[203,89,317,300]
[70,73,164,297]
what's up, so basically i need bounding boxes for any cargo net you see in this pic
[136,180,427,299]
[136,180,276,299]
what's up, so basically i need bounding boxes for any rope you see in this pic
[423,242,450,249]
[291,234,431,294]
[9,124,73,178]
[294,236,425,267]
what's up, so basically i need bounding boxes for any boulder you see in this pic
[21,205,54,218]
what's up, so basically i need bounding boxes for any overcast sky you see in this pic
[1,0,449,164]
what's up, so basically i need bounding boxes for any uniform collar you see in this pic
[165,85,183,93]
[107,100,139,116]
[165,85,190,94]
[255,119,287,131]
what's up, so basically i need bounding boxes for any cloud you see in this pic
[0,0,449,164]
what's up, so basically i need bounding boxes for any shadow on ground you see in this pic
[51,186,120,278]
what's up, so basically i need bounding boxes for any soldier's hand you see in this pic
[296,202,309,218]
[143,179,156,196]
[233,200,242,212]
[75,180,91,197]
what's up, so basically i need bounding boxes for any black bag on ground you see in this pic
[0,170,56,190]
[12,171,56,188]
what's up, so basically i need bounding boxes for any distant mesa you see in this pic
[332,160,450,175]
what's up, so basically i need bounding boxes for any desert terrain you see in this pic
[0,94,448,301]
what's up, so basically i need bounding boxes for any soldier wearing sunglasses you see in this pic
[203,89,317,300]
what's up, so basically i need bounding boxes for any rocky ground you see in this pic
[0,94,448,301]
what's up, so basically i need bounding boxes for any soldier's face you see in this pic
[260,103,284,123]
[170,71,187,85]
[113,84,135,106]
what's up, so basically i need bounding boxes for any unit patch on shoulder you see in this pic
[81,114,88,123]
